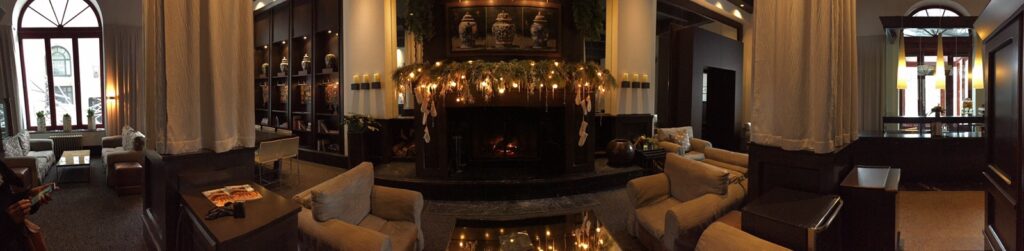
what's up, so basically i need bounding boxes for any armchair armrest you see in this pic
[690,138,712,153]
[29,139,53,151]
[370,186,424,222]
[627,174,670,208]
[664,193,730,250]
[658,141,684,155]
[102,136,123,149]
[696,222,791,251]
[297,209,392,251]
[3,157,39,186]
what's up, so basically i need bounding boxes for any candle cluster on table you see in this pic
[351,72,382,90]
[392,60,618,145]
[620,72,650,89]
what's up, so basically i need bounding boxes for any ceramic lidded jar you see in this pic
[492,11,516,48]
[301,53,312,72]
[261,63,270,76]
[458,12,478,48]
[530,11,550,48]
[280,56,289,73]
[325,54,337,70]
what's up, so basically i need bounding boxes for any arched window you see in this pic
[17,0,103,130]
[910,7,962,17]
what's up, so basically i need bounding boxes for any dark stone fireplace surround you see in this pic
[415,91,595,179]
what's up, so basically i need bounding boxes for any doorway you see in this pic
[702,67,737,150]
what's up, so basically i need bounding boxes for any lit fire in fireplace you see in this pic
[490,136,520,157]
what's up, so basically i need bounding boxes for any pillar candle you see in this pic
[353,75,360,83]
[362,74,371,84]
[642,74,649,82]
[373,73,381,82]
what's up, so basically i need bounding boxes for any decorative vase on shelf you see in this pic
[280,57,289,73]
[492,11,515,48]
[62,114,72,132]
[36,116,45,133]
[324,54,337,71]
[301,53,311,72]
[530,11,550,48]
[458,12,478,49]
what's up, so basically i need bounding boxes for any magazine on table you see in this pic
[202,184,263,207]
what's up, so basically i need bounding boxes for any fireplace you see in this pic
[447,107,566,178]
[415,91,595,179]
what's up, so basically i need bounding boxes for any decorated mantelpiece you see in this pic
[394,60,615,178]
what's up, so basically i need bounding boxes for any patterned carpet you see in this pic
[23,156,986,251]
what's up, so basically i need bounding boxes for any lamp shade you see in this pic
[897,32,909,90]
[934,35,946,89]
[972,35,985,89]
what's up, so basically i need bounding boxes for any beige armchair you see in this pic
[657,138,712,160]
[696,222,790,251]
[3,138,55,187]
[101,134,146,187]
[628,153,747,251]
[292,162,424,251]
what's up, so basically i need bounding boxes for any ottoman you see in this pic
[113,162,143,195]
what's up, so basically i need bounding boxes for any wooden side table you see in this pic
[840,166,901,251]
[635,148,667,171]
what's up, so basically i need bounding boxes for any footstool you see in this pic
[113,162,143,195]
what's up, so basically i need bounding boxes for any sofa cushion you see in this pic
[683,151,705,161]
[121,126,135,151]
[356,214,418,251]
[102,147,125,165]
[27,150,54,180]
[297,209,392,251]
[665,153,730,202]
[635,196,682,239]
[311,162,374,224]
[3,136,24,157]
[17,132,30,155]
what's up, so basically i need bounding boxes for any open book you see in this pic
[202,184,263,207]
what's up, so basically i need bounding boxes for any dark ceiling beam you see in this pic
[659,0,744,38]
[880,16,978,29]
[724,0,753,13]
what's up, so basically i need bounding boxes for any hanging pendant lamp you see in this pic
[934,34,946,89]
[897,31,909,90]
[972,33,984,89]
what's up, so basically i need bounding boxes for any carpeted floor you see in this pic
[26,157,986,251]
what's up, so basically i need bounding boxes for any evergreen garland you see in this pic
[404,0,435,43]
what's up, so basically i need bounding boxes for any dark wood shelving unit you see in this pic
[255,0,345,167]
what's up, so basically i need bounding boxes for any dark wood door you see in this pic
[984,17,1022,251]
[703,67,738,150]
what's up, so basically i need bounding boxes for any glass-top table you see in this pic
[56,150,91,184]
[447,210,620,251]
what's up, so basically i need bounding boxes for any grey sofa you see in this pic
[3,138,55,187]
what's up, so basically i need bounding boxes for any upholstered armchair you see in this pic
[654,126,712,160]
[3,138,55,187]
[101,132,146,187]
[696,222,790,251]
[702,147,749,174]
[627,153,747,251]
[292,162,424,251]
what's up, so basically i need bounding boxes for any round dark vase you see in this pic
[606,139,636,167]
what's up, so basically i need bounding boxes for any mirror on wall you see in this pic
[395,0,417,117]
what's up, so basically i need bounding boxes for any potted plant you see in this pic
[62,114,72,132]
[86,109,96,130]
[343,114,382,165]
[35,111,46,132]
[930,106,945,137]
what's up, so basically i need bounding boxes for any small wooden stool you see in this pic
[113,162,143,195]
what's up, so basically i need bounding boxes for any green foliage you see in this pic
[404,0,435,43]
[343,114,382,134]
[573,0,605,42]
[87,109,95,118]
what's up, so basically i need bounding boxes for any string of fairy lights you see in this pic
[392,60,618,145]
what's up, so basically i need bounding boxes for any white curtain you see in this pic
[104,25,144,135]
[0,24,23,133]
[750,0,860,154]
[858,35,884,133]
[144,0,255,154]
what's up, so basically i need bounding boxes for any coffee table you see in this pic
[447,210,621,251]
[56,150,91,184]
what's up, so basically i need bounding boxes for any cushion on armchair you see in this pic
[311,162,374,224]
[121,125,135,151]
[664,153,729,203]
[3,136,23,157]
[656,127,694,153]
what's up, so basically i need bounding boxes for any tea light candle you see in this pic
[373,73,381,82]
[642,74,649,82]
[622,73,629,82]
[362,74,370,84]
[353,75,360,83]
[633,74,640,82]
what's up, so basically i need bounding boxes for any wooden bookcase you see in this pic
[254,0,345,167]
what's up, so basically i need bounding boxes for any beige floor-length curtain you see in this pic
[858,35,884,133]
[750,0,860,154]
[0,24,23,133]
[104,25,144,135]
[144,0,255,154]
